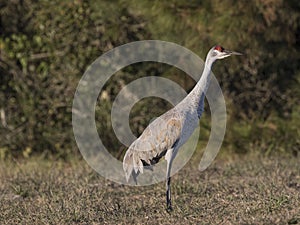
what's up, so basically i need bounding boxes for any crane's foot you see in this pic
[166,202,173,212]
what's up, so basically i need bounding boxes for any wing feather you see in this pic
[123,110,182,182]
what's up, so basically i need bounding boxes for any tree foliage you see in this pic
[0,0,299,158]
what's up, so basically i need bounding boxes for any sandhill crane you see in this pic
[123,45,242,211]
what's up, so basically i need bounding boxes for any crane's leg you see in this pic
[166,163,172,211]
[166,153,175,211]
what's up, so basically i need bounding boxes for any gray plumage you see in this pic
[123,45,242,210]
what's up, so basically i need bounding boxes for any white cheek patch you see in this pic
[211,51,218,57]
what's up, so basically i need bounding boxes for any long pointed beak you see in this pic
[224,49,243,56]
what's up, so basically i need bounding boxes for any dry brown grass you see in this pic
[0,155,299,224]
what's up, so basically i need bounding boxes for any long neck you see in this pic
[194,58,213,97]
[183,57,214,116]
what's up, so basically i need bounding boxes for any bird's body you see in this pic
[123,45,242,210]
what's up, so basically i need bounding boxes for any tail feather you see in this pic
[123,151,134,182]
[123,149,143,183]
[133,153,144,174]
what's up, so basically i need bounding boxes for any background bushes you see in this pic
[0,0,299,159]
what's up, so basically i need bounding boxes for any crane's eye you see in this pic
[214,45,224,52]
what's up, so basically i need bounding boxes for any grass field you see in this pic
[0,155,299,224]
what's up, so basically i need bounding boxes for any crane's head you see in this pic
[207,45,242,64]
